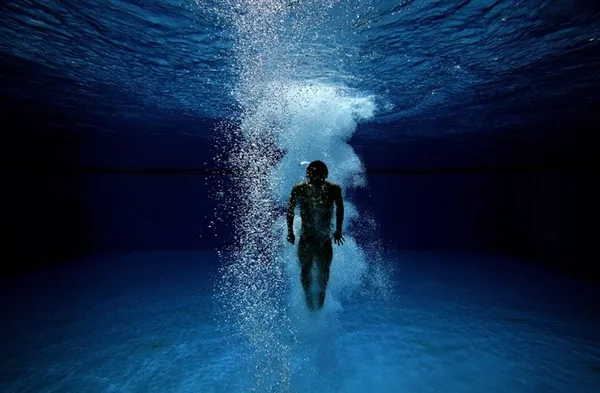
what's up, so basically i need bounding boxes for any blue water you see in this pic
[1,0,599,135]
[1,251,598,392]
[1,1,599,392]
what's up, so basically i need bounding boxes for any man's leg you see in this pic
[298,239,315,310]
[315,240,333,310]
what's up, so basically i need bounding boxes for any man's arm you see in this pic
[334,185,344,239]
[335,185,344,232]
[286,186,297,242]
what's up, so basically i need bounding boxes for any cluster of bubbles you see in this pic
[200,0,393,391]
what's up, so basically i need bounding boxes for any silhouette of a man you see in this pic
[287,160,344,311]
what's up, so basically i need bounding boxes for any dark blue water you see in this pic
[1,1,600,392]
[1,0,599,137]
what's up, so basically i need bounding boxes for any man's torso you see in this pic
[294,181,337,241]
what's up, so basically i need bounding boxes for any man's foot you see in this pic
[305,291,315,311]
[316,291,326,310]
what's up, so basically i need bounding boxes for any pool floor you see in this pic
[1,250,598,393]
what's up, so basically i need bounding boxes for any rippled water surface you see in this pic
[1,0,599,136]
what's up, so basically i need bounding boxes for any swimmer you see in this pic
[286,160,344,311]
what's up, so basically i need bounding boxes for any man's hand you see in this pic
[287,232,295,245]
[333,230,344,245]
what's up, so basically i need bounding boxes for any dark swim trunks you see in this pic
[298,233,333,268]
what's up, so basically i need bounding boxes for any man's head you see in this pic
[306,160,328,184]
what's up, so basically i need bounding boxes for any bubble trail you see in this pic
[203,1,392,391]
